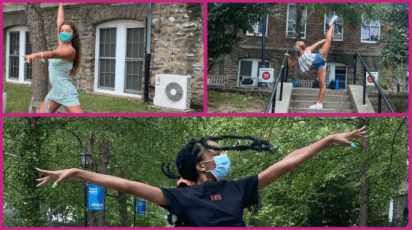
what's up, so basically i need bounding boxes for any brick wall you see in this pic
[3,3,204,107]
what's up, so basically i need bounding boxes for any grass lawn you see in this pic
[208,90,270,113]
[3,82,164,113]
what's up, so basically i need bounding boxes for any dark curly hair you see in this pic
[161,136,270,182]
[59,22,80,76]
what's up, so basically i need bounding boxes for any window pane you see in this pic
[9,32,19,55]
[99,28,116,57]
[126,28,144,59]
[370,26,379,41]
[371,20,380,26]
[99,59,115,89]
[361,26,371,41]
[125,61,143,93]
[240,61,252,76]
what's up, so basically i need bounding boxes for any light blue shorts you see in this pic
[311,53,326,71]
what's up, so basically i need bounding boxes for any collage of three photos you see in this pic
[2,2,410,227]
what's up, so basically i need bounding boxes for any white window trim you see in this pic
[246,17,269,37]
[324,13,344,42]
[6,26,31,85]
[360,15,380,44]
[326,62,348,89]
[286,4,307,39]
[94,20,145,98]
[238,58,271,86]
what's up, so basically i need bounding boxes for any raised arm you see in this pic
[284,53,298,67]
[306,39,326,53]
[57,3,65,45]
[36,168,169,206]
[257,127,367,190]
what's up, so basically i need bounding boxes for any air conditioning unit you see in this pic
[154,74,191,110]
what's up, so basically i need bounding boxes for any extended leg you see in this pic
[38,99,61,113]
[65,105,84,113]
[320,24,334,59]
[317,67,326,104]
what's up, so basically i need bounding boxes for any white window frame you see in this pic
[361,15,380,44]
[326,62,347,89]
[246,17,268,37]
[238,58,271,86]
[5,26,31,84]
[286,4,307,39]
[94,20,145,98]
[324,13,344,41]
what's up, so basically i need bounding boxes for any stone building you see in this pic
[3,3,204,108]
[208,3,408,94]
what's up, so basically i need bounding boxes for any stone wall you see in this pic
[3,3,204,107]
[208,3,397,93]
[392,196,408,221]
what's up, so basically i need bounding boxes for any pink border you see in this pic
[1,0,411,228]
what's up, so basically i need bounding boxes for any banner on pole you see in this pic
[137,200,146,215]
[259,68,274,83]
[88,184,104,210]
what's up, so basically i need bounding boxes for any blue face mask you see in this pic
[293,45,299,51]
[60,33,72,42]
[201,154,231,181]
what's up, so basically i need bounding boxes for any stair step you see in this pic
[290,101,353,110]
[290,108,355,113]
[291,94,351,102]
[292,88,348,96]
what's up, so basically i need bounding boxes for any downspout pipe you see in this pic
[144,3,152,103]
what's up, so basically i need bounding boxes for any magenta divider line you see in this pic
[1,3,4,227]
[203,3,208,113]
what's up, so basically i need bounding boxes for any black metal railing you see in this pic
[353,52,394,113]
[265,48,289,113]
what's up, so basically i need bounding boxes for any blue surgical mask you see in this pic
[60,33,72,42]
[293,45,299,51]
[201,154,231,181]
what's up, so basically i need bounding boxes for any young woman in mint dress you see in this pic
[35,127,367,227]
[23,3,83,113]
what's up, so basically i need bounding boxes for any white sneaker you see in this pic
[329,15,338,26]
[309,103,323,109]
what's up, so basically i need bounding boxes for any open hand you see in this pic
[23,53,38,64]
[331,126,368,146]
[36,168,76,187]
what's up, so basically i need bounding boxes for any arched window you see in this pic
[94,20,145,97]
[6,26,32,84]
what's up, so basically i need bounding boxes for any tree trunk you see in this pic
[97,137,110,227]
[86,132,96,227]
[117,172,130,227]
[358,118,370,227]
[25,3,49,101]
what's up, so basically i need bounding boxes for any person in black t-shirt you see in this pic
[35,127,367,226]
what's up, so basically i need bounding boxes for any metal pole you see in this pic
[144,3,152,103]
[280,67,284,101]
[378,92,382,113]
[285,60,289,82]
[353,56,357,85]
[134,196,136,227]
[363,66,366,105]
[260,12,266,88]
[84,182,87,227]
[397,64,400,93]
[271,88,276,113]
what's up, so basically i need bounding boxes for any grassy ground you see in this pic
[208,90,270,113]
[3,82,164,113]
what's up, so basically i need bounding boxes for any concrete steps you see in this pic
[290,88,355,113]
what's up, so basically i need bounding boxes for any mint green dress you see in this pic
[44,58,80,113]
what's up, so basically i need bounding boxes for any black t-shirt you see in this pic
[160,175,259,227]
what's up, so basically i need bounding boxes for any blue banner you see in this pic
[88,184,104,210]
[136,200,146,215]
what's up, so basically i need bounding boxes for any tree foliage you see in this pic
[3,117,408,226]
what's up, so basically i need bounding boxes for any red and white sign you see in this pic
[366,72,378,86]
[259,68,274,83]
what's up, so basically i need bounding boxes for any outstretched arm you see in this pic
[306,39,326,53]
[257,127,367,190]
[36,168,169,206]
[57,3,65,45]
[284,53,298,67]
[23,49,75,63]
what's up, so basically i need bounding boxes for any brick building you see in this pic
[3,3,204,108]
[208,3,407,93]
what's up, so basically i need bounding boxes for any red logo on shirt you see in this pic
[211,194,221,201]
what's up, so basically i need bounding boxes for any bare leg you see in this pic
[38,99,61,113]
[65,105,84,113]
[320,24,334,59]
[317,66,326,104]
